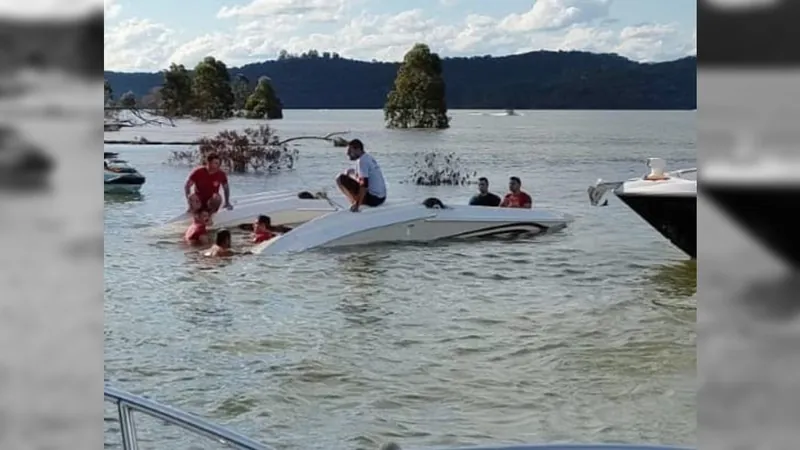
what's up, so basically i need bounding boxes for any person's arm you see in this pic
[221,172,232,208]
[521,193,532,209]
[490,194,502,207]
[499,194,509,207]
[184,169,197,199]
[469,195,478,206]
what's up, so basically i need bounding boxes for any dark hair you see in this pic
[195,208,210,216]
[478,177,489,183]
[257,215,271,225]
[348,139,364,151]
[510,176,521,184]
[206,153,220,164]
[216,229,231,246]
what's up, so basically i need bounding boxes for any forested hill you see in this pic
[104,51,697,110]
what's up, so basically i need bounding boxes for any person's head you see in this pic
[215,229,232,248]
[509,176,522,193]
[477,177,489,194]
[255,215,271,232]
[193,209,210,225]
[205,153,221,172]
[346,139,365,161]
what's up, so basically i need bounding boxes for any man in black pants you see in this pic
[469,177,502,207]
[336,139,387,212]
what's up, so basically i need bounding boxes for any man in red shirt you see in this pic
[500,176,533,209]
[184,153,233,214]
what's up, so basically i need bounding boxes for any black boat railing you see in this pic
[104,384,273,450]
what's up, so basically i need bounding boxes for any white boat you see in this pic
[104,152,146,193]
[588,158,697,258]
[252,196,573,255]
[704,156,800,268]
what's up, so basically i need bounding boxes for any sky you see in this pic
[101,0,697,72]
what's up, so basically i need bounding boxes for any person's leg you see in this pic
[207,194,222,213]
[336,174,359,202]
[362,193,386,207]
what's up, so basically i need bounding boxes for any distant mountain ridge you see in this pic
[104,50,697,110]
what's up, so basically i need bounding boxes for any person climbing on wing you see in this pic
[469,177,502,207]
[184,153,233,216]
[500,176,533,209]
[335,139,387,212]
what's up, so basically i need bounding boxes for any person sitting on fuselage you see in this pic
[335,139,387,212]
[469,177,502,207]
[500,176,533,209]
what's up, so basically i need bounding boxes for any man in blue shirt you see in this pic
[335,139,387,212]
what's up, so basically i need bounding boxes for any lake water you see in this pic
[103,110,696,450]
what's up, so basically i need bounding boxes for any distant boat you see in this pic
[505,108,517,116]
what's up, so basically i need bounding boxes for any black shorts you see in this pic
[337,174,385,207]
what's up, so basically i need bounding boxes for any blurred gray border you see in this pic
[0,10,103,449]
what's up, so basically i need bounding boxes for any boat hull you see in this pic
[254,202,573,255]
[616,192,697,258]
[704,183,800,268]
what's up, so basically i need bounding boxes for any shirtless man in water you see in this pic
[204,229,241,257]
[185,153,233,215]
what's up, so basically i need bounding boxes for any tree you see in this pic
[192,56,235,121]
[119,91,137,108]
[244,76,284,120]
[384,43,449,129]
[160,63,193,117]
[231,73,252,111]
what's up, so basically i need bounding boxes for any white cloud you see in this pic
[499,0,612,32]
[217,0,347,22]
[103,0,695,71]
[104,0,121,20]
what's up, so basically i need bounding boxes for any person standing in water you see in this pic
[185,153,233,215]
[500,176,533,209]
[469,177,502,207]
[335,139,387,212]
[184,209,212,246]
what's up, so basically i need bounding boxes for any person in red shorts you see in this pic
[500,176,533,209]
[184,153,233,215]
[184,209,212,246]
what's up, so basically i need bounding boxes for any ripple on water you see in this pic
[105,111,696,449]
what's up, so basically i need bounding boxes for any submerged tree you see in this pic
[384,43,450,129]
[231,73,252,111]
[160,63,193,117]
[244,76,284,119]
[192,56,235,121]
[119,91,137,108]
[104,79,113,106]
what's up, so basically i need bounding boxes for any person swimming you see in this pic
[184,209,212,246]
[204,229,239,257]
[252,215,276,244]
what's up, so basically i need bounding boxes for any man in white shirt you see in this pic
[335,139,387,212]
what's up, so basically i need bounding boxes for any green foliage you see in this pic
[167,125,297,174]
[231,73,252,110]
[244,76,284,119]
[105,52,696,111]
[192,56,235,121]
[408,151,475,186]
[119,91,137,108]
[160,63,193,117]
[384,43,450,130]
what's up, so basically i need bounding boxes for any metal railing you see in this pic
[104,384,273,450]
[105,384,691,450]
